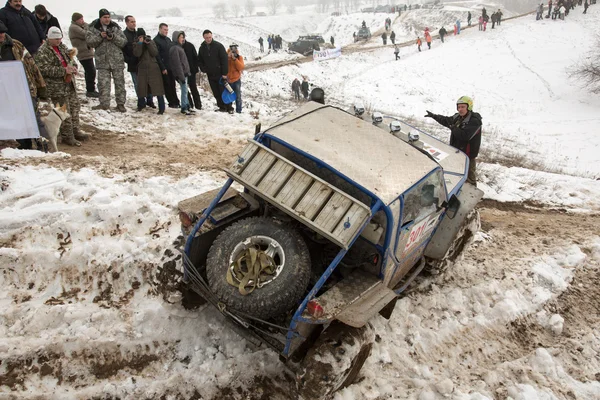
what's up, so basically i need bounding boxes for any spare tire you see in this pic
[206,217,311,320]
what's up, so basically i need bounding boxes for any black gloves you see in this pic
[425,110,434,118]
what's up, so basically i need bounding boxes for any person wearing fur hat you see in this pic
[85,8,127,112]
[68,12,98,97]
[0,19,49,150]
[34,26,89,146]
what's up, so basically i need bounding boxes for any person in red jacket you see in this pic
[227,43,244,114]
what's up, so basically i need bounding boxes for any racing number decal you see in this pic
[404,216,438,252]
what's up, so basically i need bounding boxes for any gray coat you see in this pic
[85,19,127,70]
[169,31,190,83]
[68,22,94,61]
[133,40,165,97]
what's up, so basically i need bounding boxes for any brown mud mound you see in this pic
[2,123,245,179]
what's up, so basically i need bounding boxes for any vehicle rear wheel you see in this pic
[296,321,374,399]
[206,217,311,320]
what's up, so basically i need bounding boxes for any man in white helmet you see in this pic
[425,96,482,185]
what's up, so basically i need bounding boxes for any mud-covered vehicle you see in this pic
[288,38,320,56]
[355,26,372,42]
[178,102,483,399]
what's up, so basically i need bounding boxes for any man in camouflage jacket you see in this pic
[85,8,127,112]
[35,26,89,146]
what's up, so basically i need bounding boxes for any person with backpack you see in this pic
[424,28,432,49]
[425,96,482,186]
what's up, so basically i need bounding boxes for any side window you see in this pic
[401,169,445,226]
[395,169,446,260]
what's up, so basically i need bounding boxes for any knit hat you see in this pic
[99,8,110,18]
[71,12,83,22]
[47,26,63,39]
[136,28,146,37]
[0,20,7,33]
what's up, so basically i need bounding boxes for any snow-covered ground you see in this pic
[2,2,600,399]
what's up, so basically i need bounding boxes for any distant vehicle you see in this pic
[355,26,372,42]
[375,5,395,13]
[109,11,124,22]
[298,34,325,44]
[361,7,375,12]
[256,11,266,16]
[288,39,320,56]
[331,11,341,16]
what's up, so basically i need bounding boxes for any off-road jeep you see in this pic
[288,39,321,56]
[355,26,372,42]
[178,102,483,399]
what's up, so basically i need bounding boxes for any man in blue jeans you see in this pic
[227,43,244,114]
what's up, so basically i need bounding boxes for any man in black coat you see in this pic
[425,96,482,186]
[153,22,179,108]
[123,16,154,110]
[182,36,201,110]
[198,29,229,112]
[33,4,59,36]
[0,0,44,54]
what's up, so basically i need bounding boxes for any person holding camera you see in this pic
[133,28,166,115]
[123,15,154,111]
[86,8,127,112]
[227,43,244,114]
[169,31,192,115]
[198,29,230,113]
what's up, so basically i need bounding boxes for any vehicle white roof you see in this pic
[265,103,439,204]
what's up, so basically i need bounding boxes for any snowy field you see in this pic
[1,2,600,399]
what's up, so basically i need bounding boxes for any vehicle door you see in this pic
[390,169,447,287]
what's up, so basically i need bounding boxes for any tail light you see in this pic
[307,300,324,319]
[179,211,193,228]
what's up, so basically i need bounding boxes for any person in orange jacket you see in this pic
[424,28,432,49]
[227,43,245,113]
[416,37,422,52]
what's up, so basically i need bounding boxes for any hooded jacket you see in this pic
[85,18,127,70]
[0,2,44,53]
[68,21,93,60]
[0,34,46,97]
[169,31,190,83]
[429,111,482,158]
[35,12,60,35]
[198,38,228,78]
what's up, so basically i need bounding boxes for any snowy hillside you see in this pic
[2,2,600,400]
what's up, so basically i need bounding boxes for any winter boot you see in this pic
[74,129,91,141]
[116,104,127,113]
[92,104,109,111]
[63,135,81,147]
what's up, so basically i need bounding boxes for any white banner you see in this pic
[313,47,342,61]
[0,61,39,140]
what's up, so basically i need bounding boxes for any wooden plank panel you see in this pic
[313,193,353,233]
[240,149,276,186]
[276,170,313,208]
[257,160,295,197]
[230,143,259,174]
[332,203,371,245]
[295,181,332,220]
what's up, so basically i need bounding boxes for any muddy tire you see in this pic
[297,322,374,399]
[206,217,311,320]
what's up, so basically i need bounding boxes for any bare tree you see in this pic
[232,3,240,17]
[287,0,296,14]
[267,0,281,15]
[570,37,600,94]
[213,2,227,18]
[245,0,255,15]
